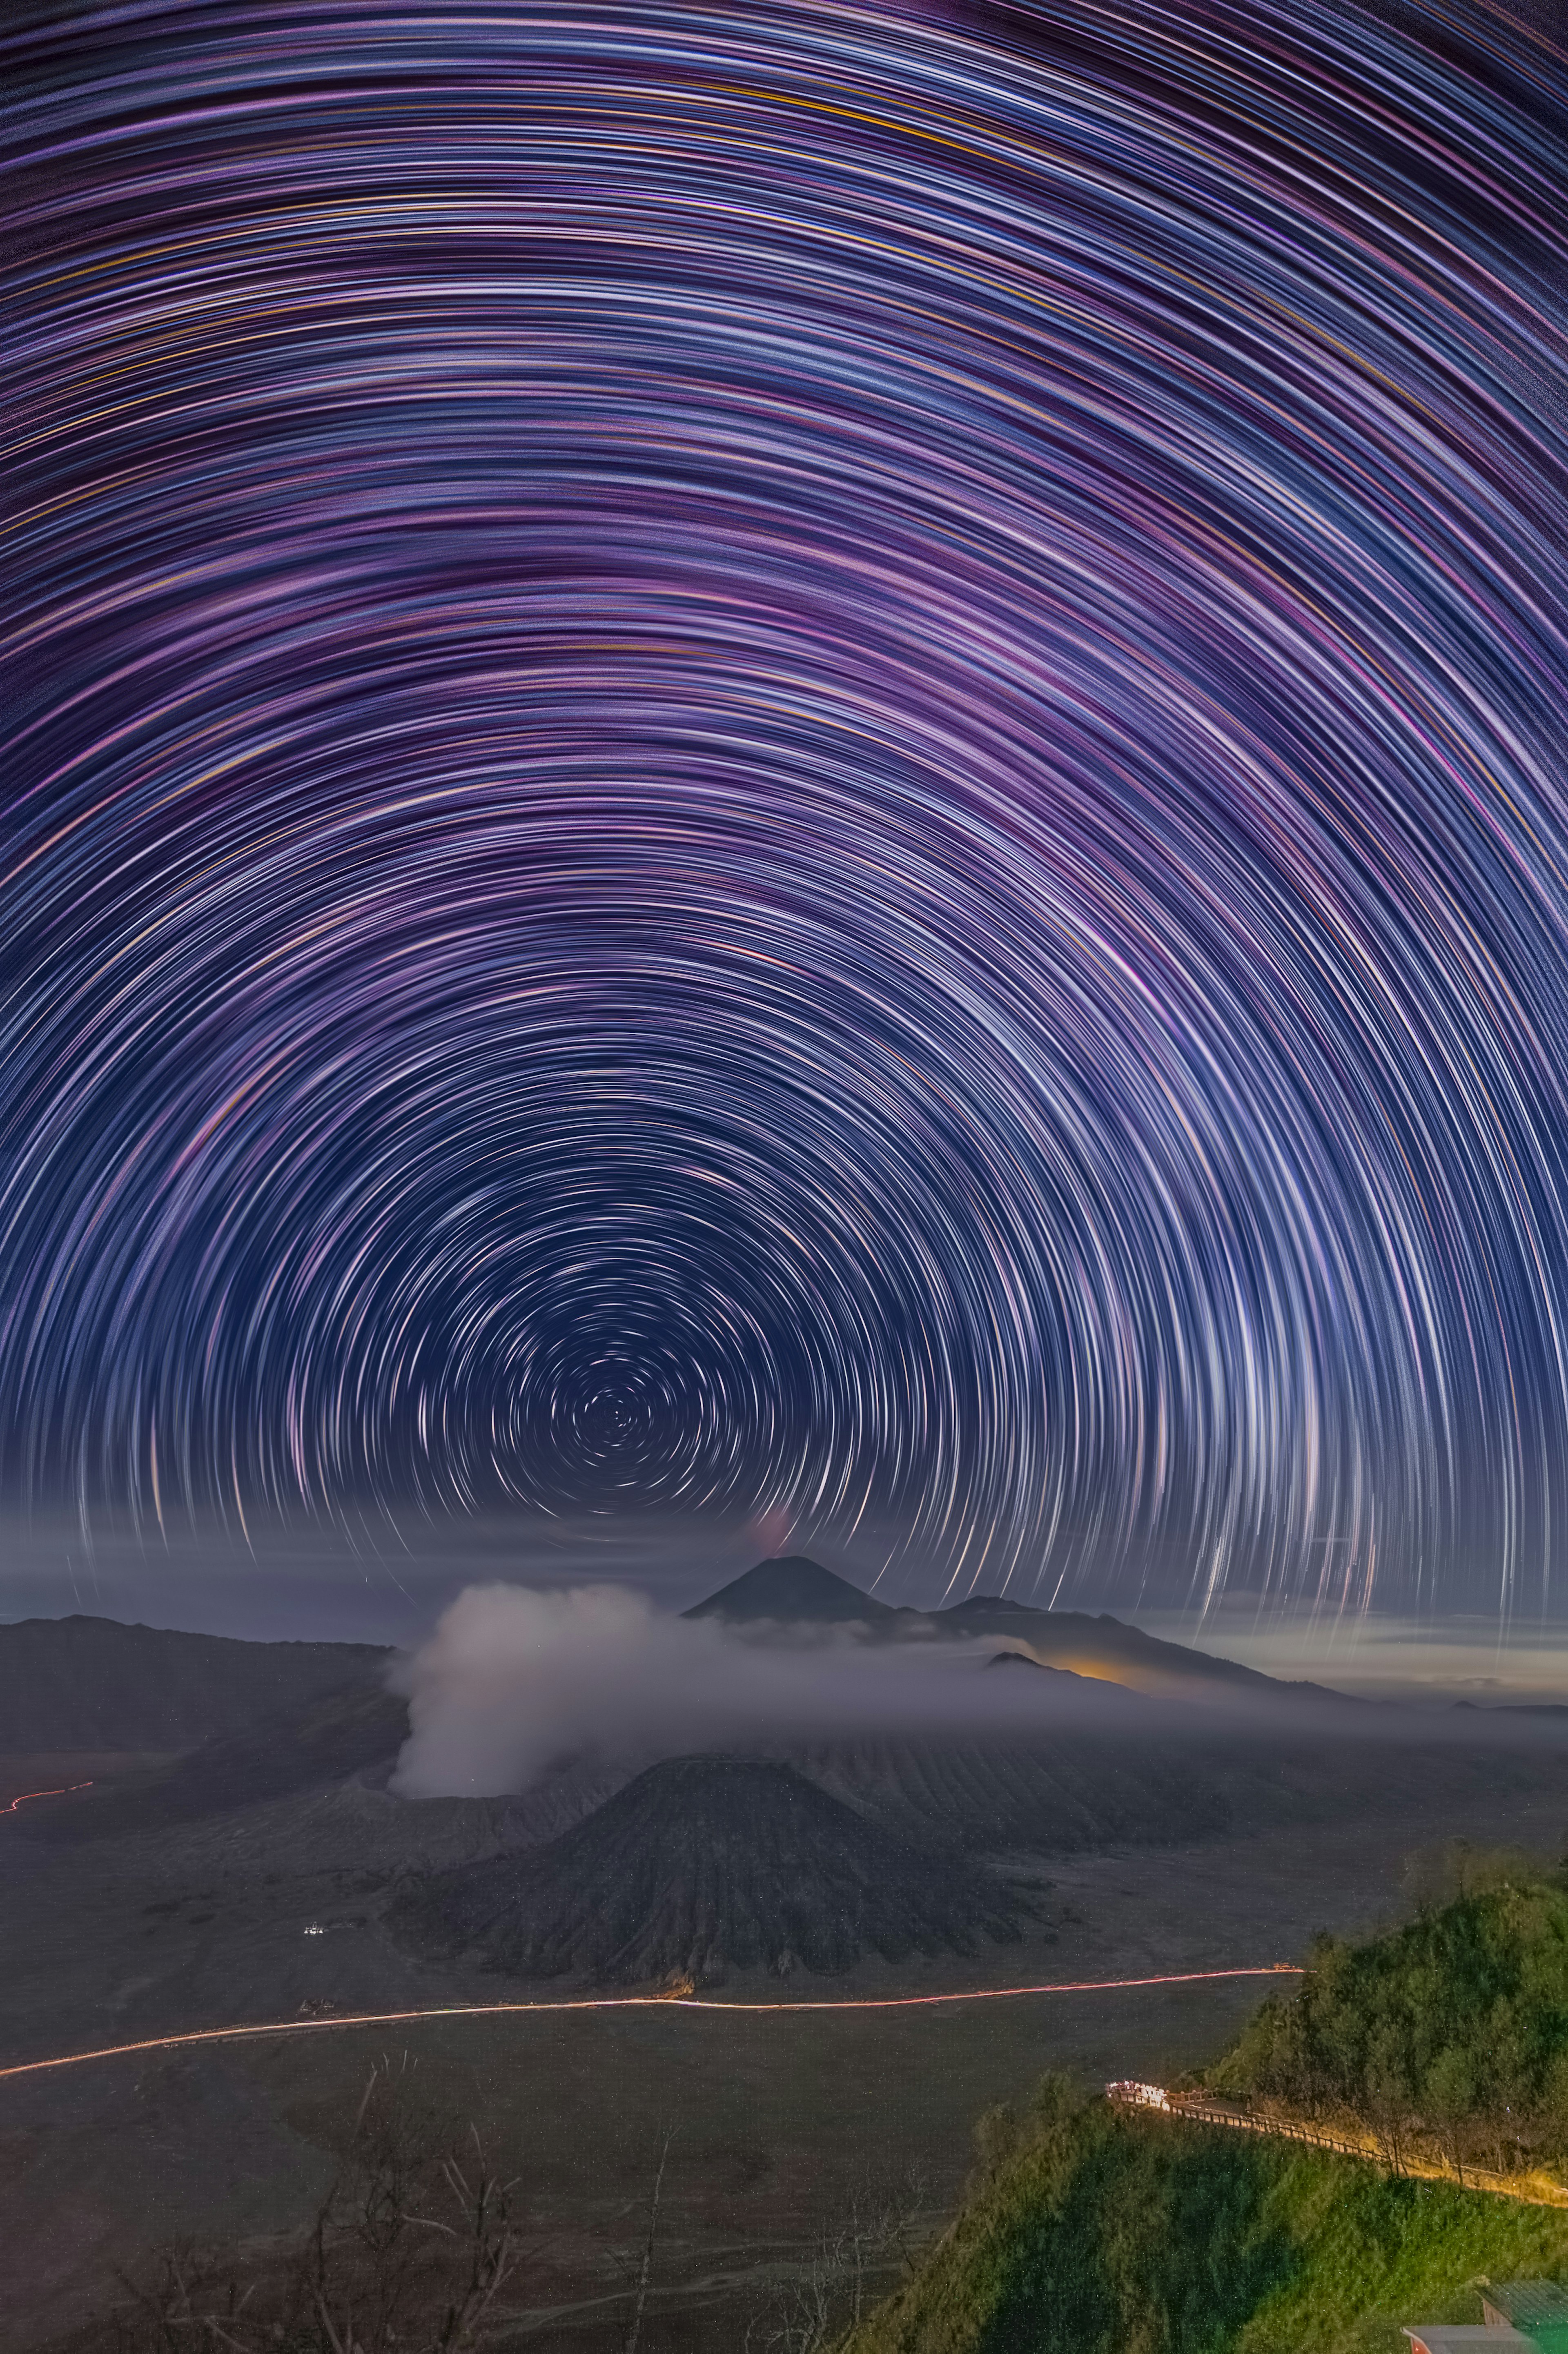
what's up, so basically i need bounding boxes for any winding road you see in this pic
[0,1964,1302,2084]
[2,1781,93,1815]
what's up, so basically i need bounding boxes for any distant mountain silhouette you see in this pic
[392,1756,1032,1982]
[685,1559,1348,1700]
[0,1615,388,1751]
[684,1555,899,1624]
[931,1599,1289,1695]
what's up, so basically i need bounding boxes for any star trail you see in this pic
[4,0,1566,1615]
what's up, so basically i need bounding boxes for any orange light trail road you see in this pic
[2,1780,92,1815]
[0,1965,1302,2085]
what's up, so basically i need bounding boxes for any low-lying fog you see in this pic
[387,1583,1568,1800]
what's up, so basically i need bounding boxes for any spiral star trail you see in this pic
[3,0,1565,1616]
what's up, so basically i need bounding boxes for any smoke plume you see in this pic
[386,1580,1149,1797]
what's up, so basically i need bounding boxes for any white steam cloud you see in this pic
[385,1581,1150,1797]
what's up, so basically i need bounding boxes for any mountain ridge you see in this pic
[687,1556,1341,1700]
[0,1613,389,1751]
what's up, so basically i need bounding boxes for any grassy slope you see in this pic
[848,2094,1568,2354]
[853,1862,1568,2354]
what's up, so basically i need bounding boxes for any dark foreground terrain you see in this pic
[8,1585,1568,2350]
[10,1743,1568,2350]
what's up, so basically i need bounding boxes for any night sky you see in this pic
[4,0,1567,1631]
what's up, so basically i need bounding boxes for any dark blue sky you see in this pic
[4,0,1567,1628]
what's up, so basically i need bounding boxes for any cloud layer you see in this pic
[387,1581,1149,1796]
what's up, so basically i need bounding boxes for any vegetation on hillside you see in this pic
[843,2080,1568,2354]
[848,1855,1568,2354]
[1207,1846,1568,2178]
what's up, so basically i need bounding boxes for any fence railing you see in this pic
[1104,2085,1568,2206]
[1167,2098,1370,2158]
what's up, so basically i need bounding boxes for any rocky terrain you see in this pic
[29,1681,411,1842]
[390,1755,1036,1981]
[11,1567,1564,1879]
[8,1578,1568,2350]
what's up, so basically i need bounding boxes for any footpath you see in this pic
[1106,2082,1568,2210]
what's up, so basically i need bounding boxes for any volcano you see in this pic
[683,1555,898,1626]
[684,1556,1349,1701]
[391,1755,1032,1982]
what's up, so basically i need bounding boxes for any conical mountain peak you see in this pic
[684,1556,895,1624]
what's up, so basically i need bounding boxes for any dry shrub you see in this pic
[77,2056,523,2354]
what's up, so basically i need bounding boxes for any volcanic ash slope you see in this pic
[390,1756,1034,1984]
